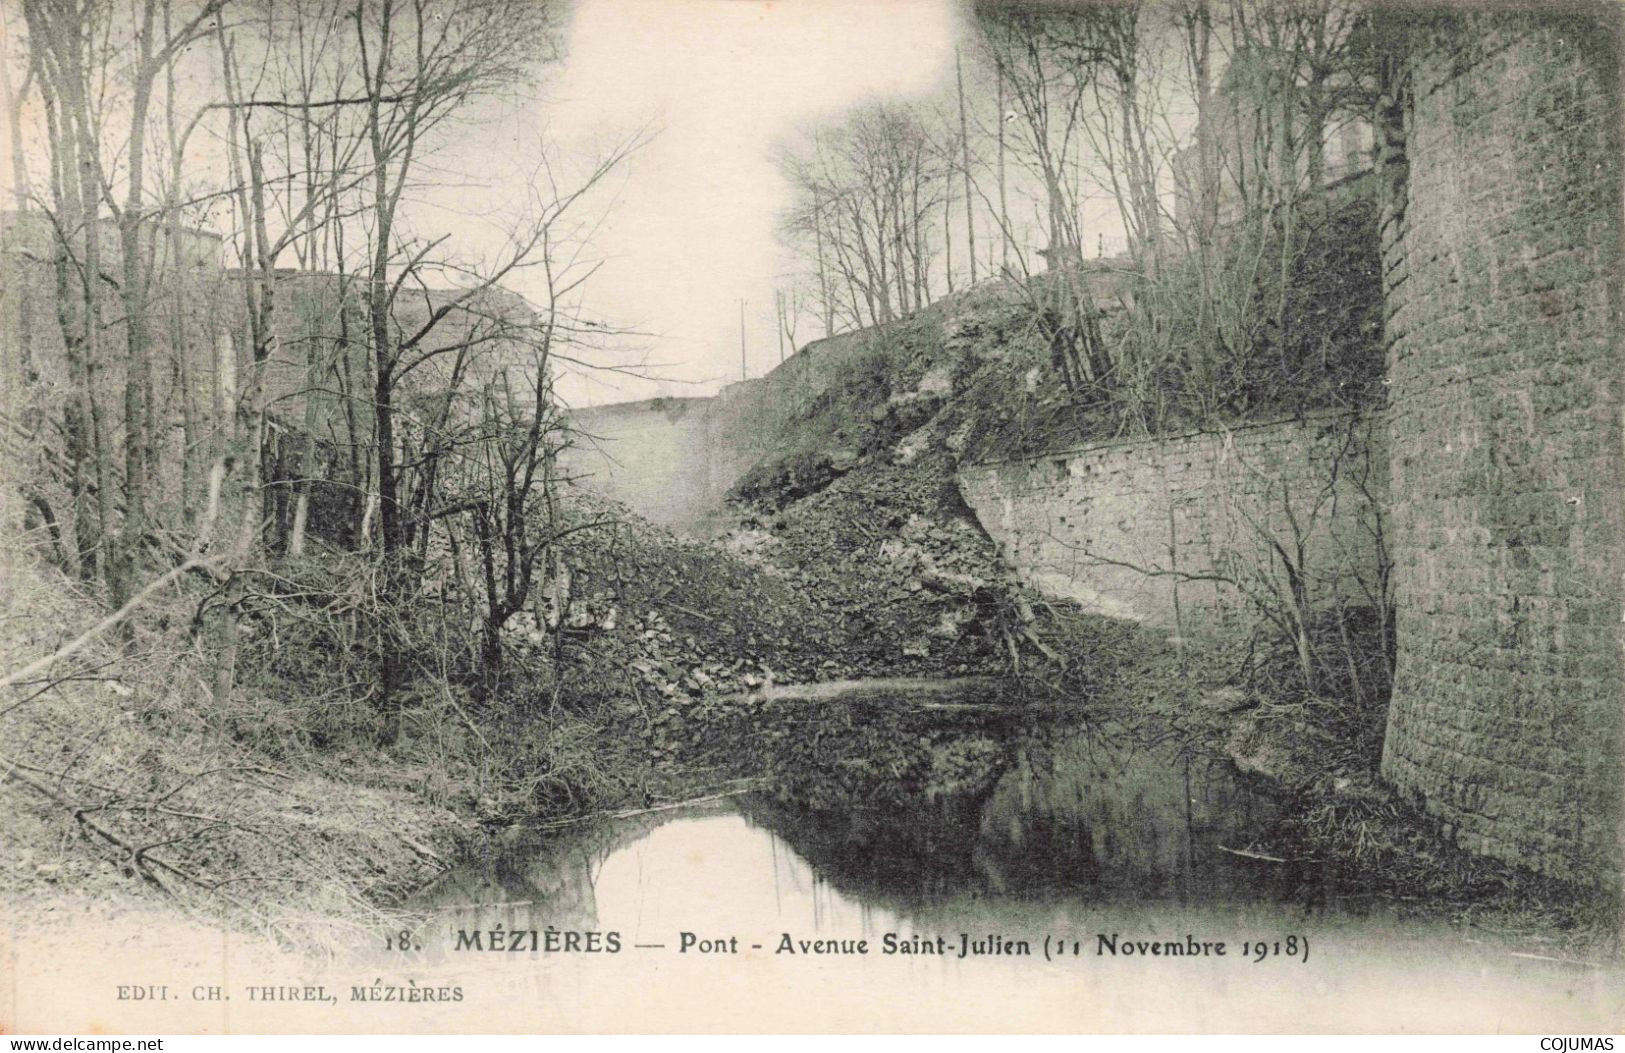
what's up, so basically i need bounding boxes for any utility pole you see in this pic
[998,75,1010,275]
[739,298,747,380]
[775,291,786,364]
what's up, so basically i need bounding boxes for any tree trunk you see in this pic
[73,97,112,586]
[813,188,834,337]
[956,46,977,285]
[116,55,157,606]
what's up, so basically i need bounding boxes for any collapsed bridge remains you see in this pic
[555,8,1624,885]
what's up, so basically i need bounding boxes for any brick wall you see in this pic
[957,410,1388,637]
[1378,10,1624,883]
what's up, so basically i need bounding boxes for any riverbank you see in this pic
[3,479,1616,962]
[995,605,1620,956]
[0,484,1008,952]
[0,538,471,951]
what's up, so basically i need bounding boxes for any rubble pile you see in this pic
[540,494,846,681]
[484,288,1055,772]
[474,448,1024,787]
[728,442,1019,677]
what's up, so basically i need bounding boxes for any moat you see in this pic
[404,711,1621,1031]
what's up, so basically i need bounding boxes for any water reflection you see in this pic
[421,721,1296,955]
[974,729,1289,901]
[398,717,1620,1031]
[736,721,1293,907]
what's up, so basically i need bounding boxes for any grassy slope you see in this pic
[0,539,461,950]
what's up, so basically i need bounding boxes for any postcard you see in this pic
[1,0,1620,1035]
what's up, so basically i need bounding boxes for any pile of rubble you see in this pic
[530,493,857,691]
[725,447,1016,678]
[493,450,1019,733]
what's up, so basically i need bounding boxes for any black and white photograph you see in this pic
[0,0,1620,1035]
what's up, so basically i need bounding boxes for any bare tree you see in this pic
[954,45,978,287]
[974,2,1114,395]
[23,0,123,583]
[778,102,948,332]
[346,0,553,563]
[105,0,227,606]
[775,285,802,364]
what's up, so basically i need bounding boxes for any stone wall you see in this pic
[558,328,887,533]
[560,395,745,532]
[1377,9,1624,883]
[957,410,1387,636]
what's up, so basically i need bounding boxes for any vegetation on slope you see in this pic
[717,210,1614,953]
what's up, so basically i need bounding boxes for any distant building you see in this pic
[1,206,549,552]
[1172,47,1376,233]
[0,210,233,546]
[220,270,548,548]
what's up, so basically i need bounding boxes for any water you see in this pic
[411,715,1624,1031]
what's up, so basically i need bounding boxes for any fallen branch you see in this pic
[655,598,714,622]
[1215,843,1297,864]
[0,657,127,718]
[2,764,178,896]
[397,832,446,866]
[527,779,770,832]
[0,556,223,691]
[1021,625,1062,664]
[1,754,122,795]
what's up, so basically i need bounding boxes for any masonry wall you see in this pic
[560,396,740,531]
[556,328,891,534]
[1378,10,1624,883]
[957,411,1387,635]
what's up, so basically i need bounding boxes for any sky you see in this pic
[0,0,1009,407]
[535,0,964,407]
